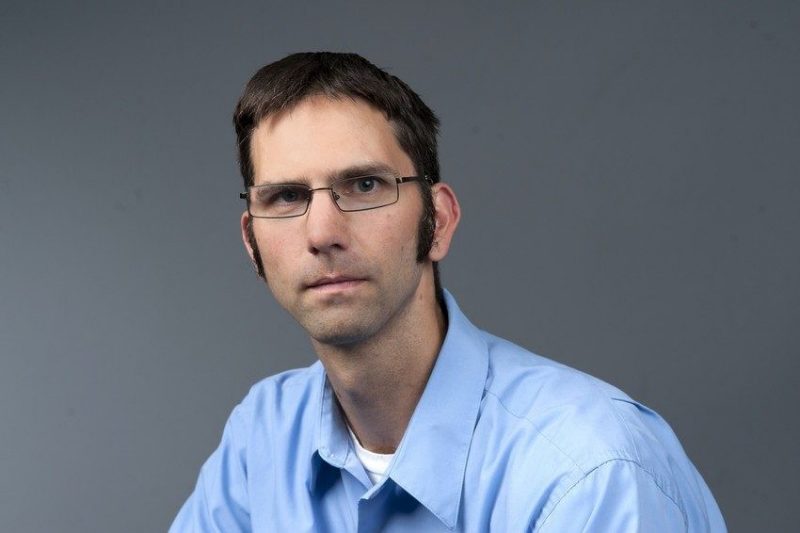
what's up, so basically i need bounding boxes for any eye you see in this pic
[257,185,307,205]
[277,187,301,203]
[353,176,385,194]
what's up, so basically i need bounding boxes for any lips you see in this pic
[305,275,366,290]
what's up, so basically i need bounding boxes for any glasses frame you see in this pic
[240,175,432,219]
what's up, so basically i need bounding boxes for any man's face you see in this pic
[242,96,430,346]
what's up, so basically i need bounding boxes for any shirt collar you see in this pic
[310,362,353,489]
[388,290,488,528]
[311,290,489,528]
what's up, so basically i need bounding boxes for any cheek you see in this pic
[373,212,404,254]
[380,212,417,261]
[257,232,296,271]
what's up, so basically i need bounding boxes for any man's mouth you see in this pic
[305,276,366,291]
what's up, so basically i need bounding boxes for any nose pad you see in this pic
[306,187,341,213]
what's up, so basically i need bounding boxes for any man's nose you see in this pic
[304,188,350,254]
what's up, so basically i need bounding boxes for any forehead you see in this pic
[249,96,414,184]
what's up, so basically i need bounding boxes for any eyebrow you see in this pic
[257,162,399,186]
[330,163,398,182]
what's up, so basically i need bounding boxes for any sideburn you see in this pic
[416,183,436,261]
[246,220,266,278]
[416,184,445,311]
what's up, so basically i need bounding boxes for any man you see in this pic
[171,52,726,532]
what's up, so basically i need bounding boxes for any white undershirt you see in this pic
[347,426,394,485]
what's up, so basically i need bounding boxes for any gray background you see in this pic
[1,1,798,531]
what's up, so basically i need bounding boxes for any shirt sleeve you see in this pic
[535,460,688,532]
[169,406,251,533]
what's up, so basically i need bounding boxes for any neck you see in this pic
[313,276,446,454]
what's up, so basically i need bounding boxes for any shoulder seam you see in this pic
[535,459,688,531]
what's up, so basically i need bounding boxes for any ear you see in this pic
[240,210,257,266]
[428,183,461,262]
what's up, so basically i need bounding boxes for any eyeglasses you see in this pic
[240,175,431,219]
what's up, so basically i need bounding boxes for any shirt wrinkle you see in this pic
[482,388,585,474]
[585,375,644,465]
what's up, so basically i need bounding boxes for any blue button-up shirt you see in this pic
[171,291,726,532]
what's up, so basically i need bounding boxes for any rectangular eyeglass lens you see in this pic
[334,176,397,211]
[253,185,308,217]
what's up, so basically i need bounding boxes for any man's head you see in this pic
[233,52,443,302]
[233,52,459,346]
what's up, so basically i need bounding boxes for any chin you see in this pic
[303,317,380,347]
